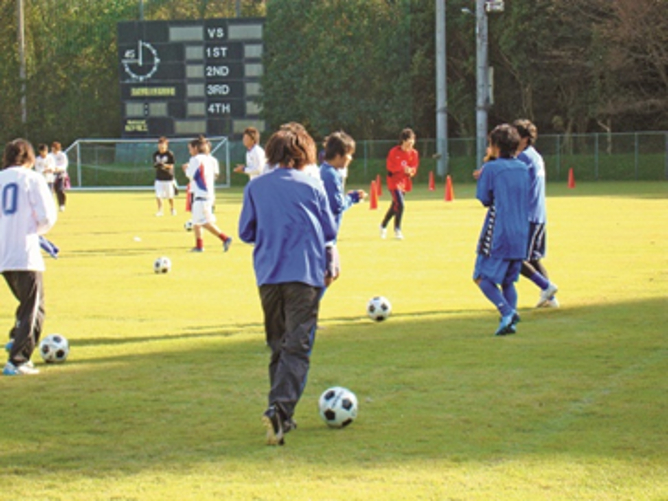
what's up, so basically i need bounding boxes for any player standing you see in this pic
[473,124,529,336]
[34,144,55,192]
[380,128,419,240]
[182,137,232,253]
[234,127,266,180]
[1,139,58,375]
[514,119,559,307]
[50,141,69,212]
[238,125,337,446]
[152,137,177,216]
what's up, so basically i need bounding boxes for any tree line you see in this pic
[0,0,665,146]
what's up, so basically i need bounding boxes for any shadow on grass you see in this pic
[0,296,666,476]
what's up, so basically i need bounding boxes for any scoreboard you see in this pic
[117,18,265,138]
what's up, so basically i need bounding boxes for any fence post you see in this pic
[634,132,639,180]
[556,135,561,180]
[594,133,599,181]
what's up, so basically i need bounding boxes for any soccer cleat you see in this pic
[190,247,204,253]
[59,205,66,212]
[495,313,517,336]
[4,340,13,353]
[511,312,521,328]
[155,211,164,217]
[537,283,559,307]
[171,209,177,216]
[394,229,404,240]
[223,237,233,253]
[544,297,560,308]
[3,361,40,376]
[283,417,298,434]
[262,405,285,446]
[380,226,387,239]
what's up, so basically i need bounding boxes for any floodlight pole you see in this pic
[475,0,489,168]
[435,0,448,177]
[17,0,27,126]
[139,0,144,20]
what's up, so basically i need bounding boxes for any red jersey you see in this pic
[386,145,419,192]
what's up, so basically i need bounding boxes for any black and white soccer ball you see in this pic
[153,256,171,274]
[184,220,194,232]
[39,334,69,363]
[318,386,358,428]
[367,296,392,322]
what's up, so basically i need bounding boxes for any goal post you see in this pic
[64,136,230,190]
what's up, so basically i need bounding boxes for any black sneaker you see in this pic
[262,405,285,446]
[283,417,298,434]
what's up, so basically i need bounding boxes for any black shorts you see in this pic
[526,222,546,260]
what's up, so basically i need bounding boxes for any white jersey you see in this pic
[0,166,57,272]
[244,144,266,180]
[185,154,217,201]
[51,151,68,174]
[35,155,56,183]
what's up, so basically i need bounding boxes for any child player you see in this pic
[1,139,58,375]
[234,127,266,180]
[513,119,559,307]
[473,124,529,336]
[182,137,232,253]
[152,136,177,216]
[380,128,419,240]
[238,125,337,446]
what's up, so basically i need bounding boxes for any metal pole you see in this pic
[236,0,241,17]
[17,0,27,126]
[435,0,448,177]
[139,0,144,20]
[475,0,489,168]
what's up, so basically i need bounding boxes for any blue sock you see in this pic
[478,279,513,317]
[502,283,518,311]
[530,272,550,290]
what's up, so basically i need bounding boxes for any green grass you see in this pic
[1,181,667,500]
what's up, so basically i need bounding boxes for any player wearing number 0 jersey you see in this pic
[0,139,57,376]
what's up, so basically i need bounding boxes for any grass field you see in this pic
[1,181,667,500]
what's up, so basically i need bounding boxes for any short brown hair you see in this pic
[324,131,355,161]
[3,138,35,170]
[513,119,537,145]
[265,124,316,169]
[399,128,416,143]
[243,127,260,145]
[51,141,62,152]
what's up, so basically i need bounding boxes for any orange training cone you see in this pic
[370,181,378,209]
[568,168,576,189]
[445,175,454,202]
[376,174,382,196]
[428,171,435,191]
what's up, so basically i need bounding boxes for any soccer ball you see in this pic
[318,386,358,428]
[367,296,392,322]
[153,256,171,274]
[39,334,69,363]
[184,220,193,231]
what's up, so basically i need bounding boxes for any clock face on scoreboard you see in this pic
[117,18,265,138]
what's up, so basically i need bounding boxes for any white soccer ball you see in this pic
[318,386,358,428]
[153,256,171,274]
[367,296,392,322]
[184,220,193,231]
[39,334,69,363]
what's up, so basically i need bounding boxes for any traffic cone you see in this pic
[568,168,576,189]
[445,175,454,202]
[370,181,378,209]
[376,174,382,196]
[428,171,435,191]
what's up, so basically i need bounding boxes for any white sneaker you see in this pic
[155,211,164,217]
[536,283,558,307]
[544,297,560,308]
[3,361,39,376]
[380,226,387,239]
[171,208,177,216]
[59,205,65,212]
[394,229,404,240]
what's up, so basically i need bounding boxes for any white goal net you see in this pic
[64,136,230,190]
